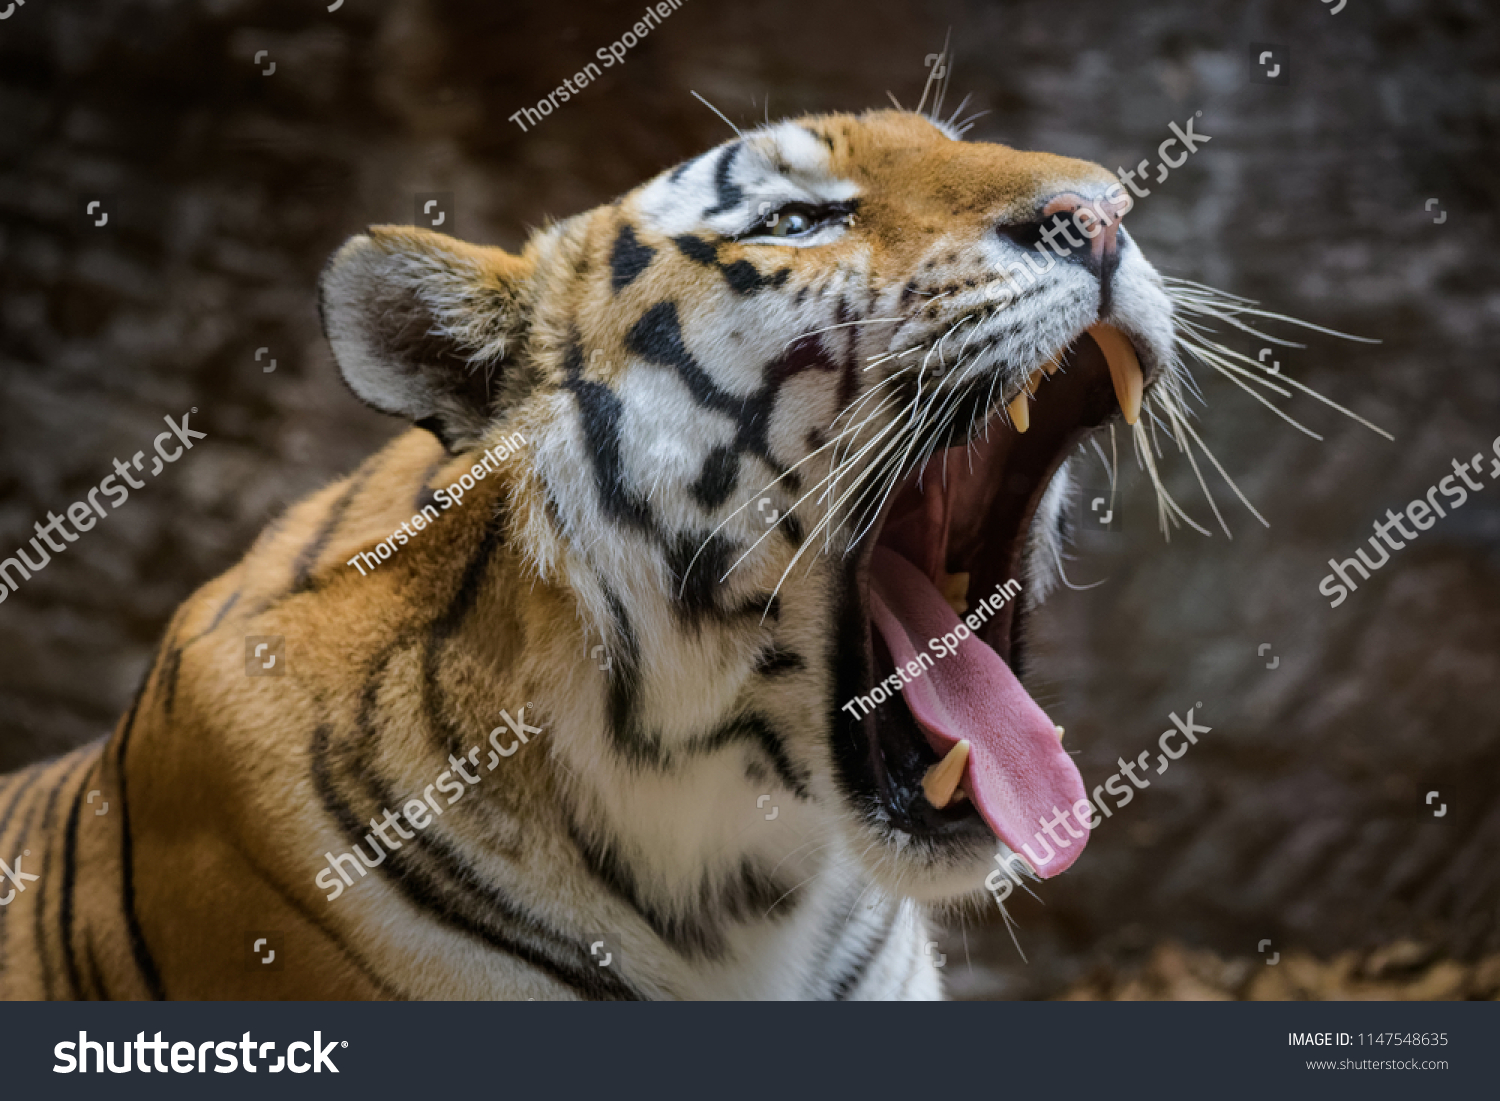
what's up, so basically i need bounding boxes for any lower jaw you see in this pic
[834,334,1123,876]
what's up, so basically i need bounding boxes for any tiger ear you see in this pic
[319,226,533,451]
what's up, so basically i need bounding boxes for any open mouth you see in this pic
[846,324,1146,877]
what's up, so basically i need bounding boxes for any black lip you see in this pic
[829,332,1124,845]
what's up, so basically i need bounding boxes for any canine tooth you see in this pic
[941,571,969,616]
[1041,353,1064,376]
[923,740,970,810]
[1087,323,1143,426]
[1008,370,1044,434]
[1055,725,1065,741]
[1007,390,1030,433]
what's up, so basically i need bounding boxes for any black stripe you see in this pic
[701,142,744,216]
[157,648,184,718]
[429,507,507,647]
[30,751,93,1001]
[828,903,898,1000]
[412,454,449,514]
[598,585,665,766]
[734,591,780,621]
[202,589,240,634]
[624,302,790,493]
[162,591,239,717]
[626,302,757,425]
[794,881,878,1000]
[672,234,717,266]
[754,645,805,677]
[311,722,642,1000]
[664,530,729,620]
[288,463,377,594]
[229,833,405,1000]
[828,553,882,817]
[323,632,643,999]
[115,654,167,1000]
[562,341,657,535]
[668,150,702,185]
[609,223,656,293]
[0,762,45,847]
[58,777,87,998]
[683,713,810,801]
[84,939,111,1001]
[563,811,794,961]
[689,445,740,510]
[722,259,789,296]
[802,125,835,153]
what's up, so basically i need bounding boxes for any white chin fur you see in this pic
[854,830,999,903]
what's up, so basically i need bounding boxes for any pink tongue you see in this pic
[868,546,1088,877]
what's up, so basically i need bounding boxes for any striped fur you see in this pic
[0,109,1180,999]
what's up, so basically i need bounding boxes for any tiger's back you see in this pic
[1,429,491,1000]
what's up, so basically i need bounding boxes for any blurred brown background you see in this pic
[2,0,1497,998]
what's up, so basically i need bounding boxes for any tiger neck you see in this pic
[510,441,894,979]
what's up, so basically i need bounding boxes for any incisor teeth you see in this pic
[940,570,969,616]
[923,740,970,810]
[1087,323,1143,426]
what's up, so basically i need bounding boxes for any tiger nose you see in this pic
[1036,190,1128,277]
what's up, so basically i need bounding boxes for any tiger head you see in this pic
[320,109,1180,909]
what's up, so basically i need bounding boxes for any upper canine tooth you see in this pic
[1055,725,1065,741]
[1041,353,1064,376]
[923,740,970,809]
[1007,369,1045,434]
[1007,390,1030,434]
[1087,324,1143,426]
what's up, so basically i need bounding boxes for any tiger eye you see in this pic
[771,211,813,237]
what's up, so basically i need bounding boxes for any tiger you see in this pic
[0,102,1325,1001]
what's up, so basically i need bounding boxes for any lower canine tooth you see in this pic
[940,571,969,615]
[923,740,970,809]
